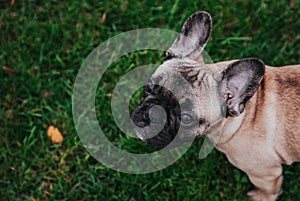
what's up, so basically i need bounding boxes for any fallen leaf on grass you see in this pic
[100,12,107,24]
[2,65,18,75]
[290,0,295,8]
[42,90,54,98]
[10,167,16,171]
[47,125,63,144]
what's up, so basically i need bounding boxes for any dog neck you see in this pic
[204,60,266,146]
[206,112,245,145]
[206,84,263,145]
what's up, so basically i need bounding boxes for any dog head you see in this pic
[131,11,265,149]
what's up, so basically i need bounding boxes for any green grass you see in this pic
[1,0,300,200]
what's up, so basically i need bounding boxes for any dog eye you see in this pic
[144,82,154,95]
[147,82,154,90]
[181,114,194,125]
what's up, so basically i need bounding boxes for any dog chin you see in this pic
[135,128,196,149]
[146,136,195,149]
[134,129,147,142]
[134,129,174,149]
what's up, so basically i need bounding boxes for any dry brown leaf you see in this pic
[10,167,16,171]
[47,125,63,144]
[2,65,18,75]
[42,90,54,98]
[11,0,15,6]
[100,12,107,24]
[290,0,295,8]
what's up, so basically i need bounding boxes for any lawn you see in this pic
[1,0,300,200]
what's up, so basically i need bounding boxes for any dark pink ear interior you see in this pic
[166,11,212,60]
[222,58,265,117]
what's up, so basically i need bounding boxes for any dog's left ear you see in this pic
[221,58,265,117]
[166,11,212,61]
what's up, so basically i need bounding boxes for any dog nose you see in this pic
[131,108,150,128]
[136,112,150,127]
[143,112,149,120]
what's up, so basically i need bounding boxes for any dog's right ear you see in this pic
[220,58,265,117]
[165,11,212,61]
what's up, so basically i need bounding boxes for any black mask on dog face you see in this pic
[131,83,182,149]
[131,79,202,149]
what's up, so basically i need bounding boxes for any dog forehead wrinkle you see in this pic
[162,57,199,68]
[155,58,206,81]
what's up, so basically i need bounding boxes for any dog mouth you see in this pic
[131,102,179,149]
[134,129,147,141]
[130,82,203,149]
[134,125,198,149]
[131,102,199,149]
[133,120,166,142]
[131,84,182,149]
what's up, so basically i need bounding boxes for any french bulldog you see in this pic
[131,11,300,201]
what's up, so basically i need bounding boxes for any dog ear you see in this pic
[221,58,265,117]
[165,11,212,61]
